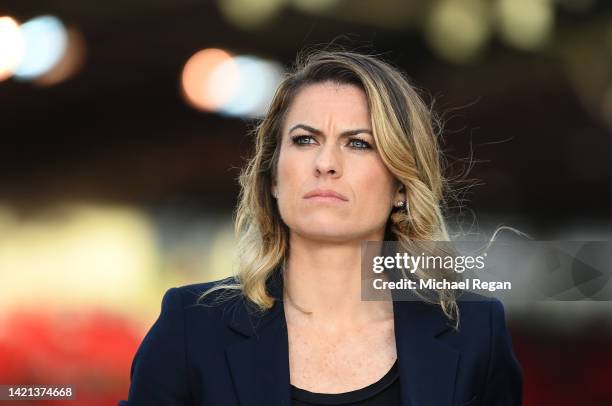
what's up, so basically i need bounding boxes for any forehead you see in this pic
[283,82,371,130]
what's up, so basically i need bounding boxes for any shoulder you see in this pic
[134,276,249,364]
[438,292,522,404]
[141,276,247,345]
[453,291,518,353]
[455,294,523,404]
[454,291,508,329]
[120,276,244,404]
[161,275,247,324]
[173,275,242,306]
[139,276,243,334]
[438,291,512,353]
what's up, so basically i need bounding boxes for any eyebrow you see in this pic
[288,124,373,137]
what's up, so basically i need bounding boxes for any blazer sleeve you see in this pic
[118,287,193,406]
[482,298,523,406]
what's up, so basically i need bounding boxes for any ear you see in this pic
[271,180,278,199]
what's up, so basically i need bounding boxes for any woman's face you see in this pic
[272,81,403,242]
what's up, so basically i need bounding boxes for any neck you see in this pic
[283,231,392,331]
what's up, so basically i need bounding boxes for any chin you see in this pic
[293,223,368,243]
[297,231,355,243]
[296,216,347,231]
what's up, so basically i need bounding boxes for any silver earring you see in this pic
[395,200,405,208]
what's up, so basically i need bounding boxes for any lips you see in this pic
[304,188,349,201]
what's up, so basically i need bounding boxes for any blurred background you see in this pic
[0,0,611,404]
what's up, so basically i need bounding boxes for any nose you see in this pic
[314,143,342,178]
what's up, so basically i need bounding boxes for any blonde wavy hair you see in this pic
[199,48,466,326]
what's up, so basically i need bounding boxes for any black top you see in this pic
[290,360,401,405]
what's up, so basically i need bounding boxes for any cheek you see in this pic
[276,149,307,196]
[353,162,395,210]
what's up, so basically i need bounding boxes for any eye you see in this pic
[348,138,372,150]
[290,135,316,145]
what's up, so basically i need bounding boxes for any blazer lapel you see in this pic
[393,297,460,406]
[225,267,459,406]
[225,267,292,406]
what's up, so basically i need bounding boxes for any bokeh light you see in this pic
[13,15,68,80]
[0,16,24,82]
[181,48,235,112]
[34,26,86,86]
[426,0,492,64]
[495,0,554,51]
[217,55,284,117]
[181,49,284,117]
[0,204,159,317]
[217,0,287,30]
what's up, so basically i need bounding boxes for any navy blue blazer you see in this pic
[119,267,523,406]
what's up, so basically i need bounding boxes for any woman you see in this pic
[120,50,523,406]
